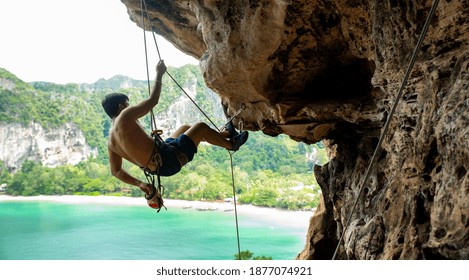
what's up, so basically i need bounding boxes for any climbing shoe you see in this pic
[225,121,239,138]
[230,131,249,151]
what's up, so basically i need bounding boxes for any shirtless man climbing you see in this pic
[101,60,248,199]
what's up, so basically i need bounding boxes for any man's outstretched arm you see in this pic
[121,60,167,120]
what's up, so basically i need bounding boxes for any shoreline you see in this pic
[0,194,314,229]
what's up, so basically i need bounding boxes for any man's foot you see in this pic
[230,131,249,151]
[225,121,239,138]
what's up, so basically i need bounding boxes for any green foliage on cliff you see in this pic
[0,66,327,210]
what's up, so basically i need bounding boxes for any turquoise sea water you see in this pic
[0,201,306,260]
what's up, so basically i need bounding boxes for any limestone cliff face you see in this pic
[121,0,468,259]
[0,122,98,172]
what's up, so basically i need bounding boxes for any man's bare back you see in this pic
[108,110,155,168]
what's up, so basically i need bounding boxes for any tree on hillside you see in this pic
[234,250,273,260]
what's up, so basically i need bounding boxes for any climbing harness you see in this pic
[139,0,245,258]
[331,0,440,260]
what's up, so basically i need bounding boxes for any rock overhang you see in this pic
[120,0,399,144]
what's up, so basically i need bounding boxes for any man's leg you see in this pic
[185,122,248,151]
[170,124,191,139]
[184,122,232,149]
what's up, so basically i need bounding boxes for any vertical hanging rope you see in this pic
[331,0,440,260]
[140,0,157,132]
[229,153,242,260]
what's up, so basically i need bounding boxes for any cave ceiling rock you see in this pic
[121,0,379,143]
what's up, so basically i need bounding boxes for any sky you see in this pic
[0,0,198,84]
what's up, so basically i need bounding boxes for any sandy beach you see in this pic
[0,195,314,229]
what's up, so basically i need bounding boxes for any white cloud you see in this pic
[0,0,198,84]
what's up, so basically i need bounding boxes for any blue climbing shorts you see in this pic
[158,134,197,176]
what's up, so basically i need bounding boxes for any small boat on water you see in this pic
[196,206,218,211]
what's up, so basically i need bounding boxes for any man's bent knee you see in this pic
[180,124,191,131]
[192,122,210,131]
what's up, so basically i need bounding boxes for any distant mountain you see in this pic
[29,75,147,93]
[80,75,148,92]
[0,67,34,92]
